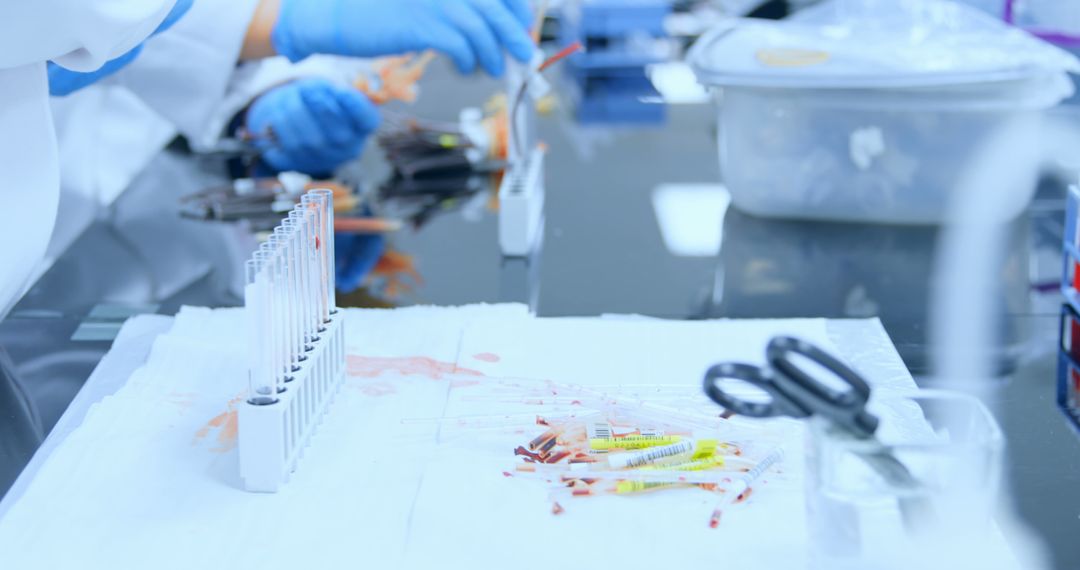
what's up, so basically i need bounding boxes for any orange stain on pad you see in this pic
[347,355,483,380]
[193,395,243,453]
[472,353,501,363]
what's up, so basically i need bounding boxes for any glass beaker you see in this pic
[807,389,1005,570]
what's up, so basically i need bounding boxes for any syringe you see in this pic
[708,446,785,528]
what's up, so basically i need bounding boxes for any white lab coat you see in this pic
[0,0,176,320]
[47,0,367,270]
[47,0,262,264]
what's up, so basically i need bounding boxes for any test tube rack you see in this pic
[238,317,344,493]
[1060,185,1080,436]
[499,146,547,257]
[1063,184,1080,314]
[238,189,345,493]
[1058,306,1080,437]
[499,55,549,257]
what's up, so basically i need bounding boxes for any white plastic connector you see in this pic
[238,311,346,493]
[459,108,490,164]
[277,171,312,196]
[499,146,546,257]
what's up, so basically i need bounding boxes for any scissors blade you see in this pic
[859,449,936,534]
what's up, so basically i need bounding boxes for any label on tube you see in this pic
[613,456,728,494]
[607,439,718,470]
[586,423,690,451]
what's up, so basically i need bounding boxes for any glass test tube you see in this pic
[295,207,319,336]
[295,212,318,343]
[254,247,275,389]
[298,199,327,330]
[268,232,298,378]
[262,247,290,391]
[283,215,314,350]
[283,215,305,348]
[306,189,336,316]
[267,233,291,373]
[301,192,332,324]
[259,245,285,392]
[245,258,277,405]
[286,225,305,369]
[289,209,317,343]
[286,226,306,364]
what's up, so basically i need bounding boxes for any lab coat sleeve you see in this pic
[187,55,373,151]
[0,0,174,71]
[111,0,262,146]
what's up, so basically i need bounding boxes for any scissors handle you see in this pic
[766,336,880,436]
[702,362,812,419]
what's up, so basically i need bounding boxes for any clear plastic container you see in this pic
[807,389,1005,569]
[687,6,1079,223]
[712,74,1068,224]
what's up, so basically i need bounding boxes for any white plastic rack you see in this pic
[237,188,346,493]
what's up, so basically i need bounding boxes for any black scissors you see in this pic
[703,336,931,529]
[702,336,880,437]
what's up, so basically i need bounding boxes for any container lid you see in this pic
[688,0,1080,90]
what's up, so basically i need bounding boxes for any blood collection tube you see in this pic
[245,258,277,405]
[306,189,336,316]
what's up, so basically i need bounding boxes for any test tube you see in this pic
[245,258,277,405]
[299,196,327,326]
[269,231,301,373]
[282,213,308,349]
[291,214,315,343]
[255,245,278,382]
[255,246,277,388]
[296,211,319,343]
[268,242,290,387]
[301,192,332,324]
[305,189,336,317]
[294,206,323,336]
[283,214,306,347]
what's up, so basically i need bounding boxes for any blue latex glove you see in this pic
[272,0,534,77]
[48,0,195,96]
[335,232,386,293]
[246,78,381,176]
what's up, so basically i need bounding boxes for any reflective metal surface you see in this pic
[1,62,1078,567]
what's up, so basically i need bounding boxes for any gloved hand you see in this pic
[271,0,534,77]
[48,0,194,96]
[246,78,381,176]
[335,232,387,293]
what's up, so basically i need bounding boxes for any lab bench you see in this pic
[0,61,1078,568]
